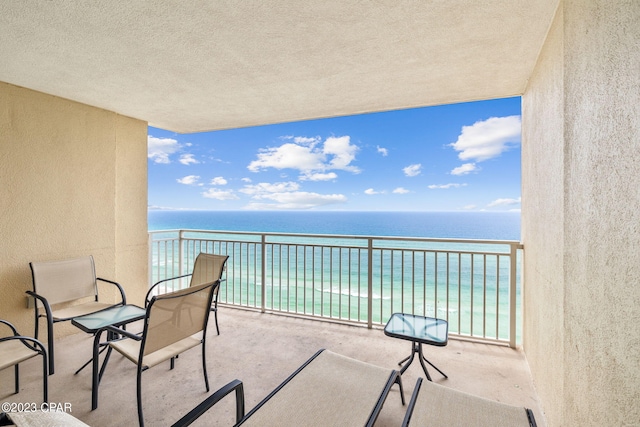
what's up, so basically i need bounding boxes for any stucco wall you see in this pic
[521,5,565,426]
[522,1,640,425]
[0,82,148,337]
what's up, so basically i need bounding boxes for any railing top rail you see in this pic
[148,228,523,249]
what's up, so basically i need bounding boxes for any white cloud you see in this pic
[365,188,385,195]
[244,192,347,210]
[179,154,199,165]
[177,175,200,185]
[450,163,479,175]
[202,188,239,200]
[248,143,325,172]
[241,177,252,183]
[148,136,180,164]
[247,135,360,176]
[463,204,477,210]
[210,176,228,185]
[428,183,467,189]
[487,197,521,207]
[300,172,338,181]
[377,145,388,156]
[393,187,410,194]
[403,164,422,177]
[240,181,300,196]
[324,136,360,172]
[293,136,321,145]
[450,115,521,162]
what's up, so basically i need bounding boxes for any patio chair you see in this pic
[145,253,228,335]
[171,349,405,427]
[401,378,537,427]
[0,319,48,402]
[106,282,216,427]
[27,255,126,374]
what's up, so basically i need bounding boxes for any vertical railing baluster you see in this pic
[483,254,487,338]
[509,243,517,348]
[471,253,475,337]
[496,255,501,340]
[261,235,266,313]
[367,238,373,329]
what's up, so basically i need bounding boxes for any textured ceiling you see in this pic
[0,1,558,133]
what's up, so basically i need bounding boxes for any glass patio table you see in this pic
[72,304,146,410]
[383,312,448,381]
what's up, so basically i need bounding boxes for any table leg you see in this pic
[398,342,421,375]
[91,329,104,410]
[417,343,447,380]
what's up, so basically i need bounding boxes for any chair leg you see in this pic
[14,364,19,394]
[212,305,220,335]
[137,367,144,427]
[201,343,209,392]
[46,317,55,375]
[41,351,49,403]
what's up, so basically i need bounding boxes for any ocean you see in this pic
[148,210,521,241]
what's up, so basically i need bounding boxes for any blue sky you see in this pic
[148,97,521,211]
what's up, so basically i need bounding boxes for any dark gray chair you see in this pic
[106,282,216,427]
[171,349,405,427]
[27,255,125,374]
[0,319,48,402]
[146,253,228,335]
[402,377,537,426]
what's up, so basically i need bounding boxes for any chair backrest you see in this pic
[189,253,228,288]
[142,282,215,357]
[30,256,98,306]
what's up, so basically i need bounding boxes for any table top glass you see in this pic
[71,304,146,333]
[384,312,448,346]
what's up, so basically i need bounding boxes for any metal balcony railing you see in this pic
[149,229,523,347]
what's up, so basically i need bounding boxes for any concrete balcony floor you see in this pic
[1,308,545,426]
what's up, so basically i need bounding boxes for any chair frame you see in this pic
[401,377,537,427]
[106,282,216,427]
[145,253,228,335]
[0,319,48,402]
[171,348,405,427]
[27,255,126,374]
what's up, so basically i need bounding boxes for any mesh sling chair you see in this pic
[171,349,405,427]
[0,319,48,402]
[402,377,537,427]
[145,253,228,335]
[27,255,126,374]
[105,282,216,427]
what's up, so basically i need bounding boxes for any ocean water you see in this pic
[148,210,520,241]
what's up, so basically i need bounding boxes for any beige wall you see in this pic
[0,82,149,336]
[522,1,640,425]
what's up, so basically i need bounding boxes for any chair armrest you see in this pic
[170,379,244,427]
[25,291,53,318]
[0,335,47,355]
[145,274,193,307]
[0,319,19,336]
[97,277,127,305]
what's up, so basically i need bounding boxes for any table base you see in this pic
[398,341,448,381]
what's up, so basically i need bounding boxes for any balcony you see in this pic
[0,308,543,426]
[0,230,543,426]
